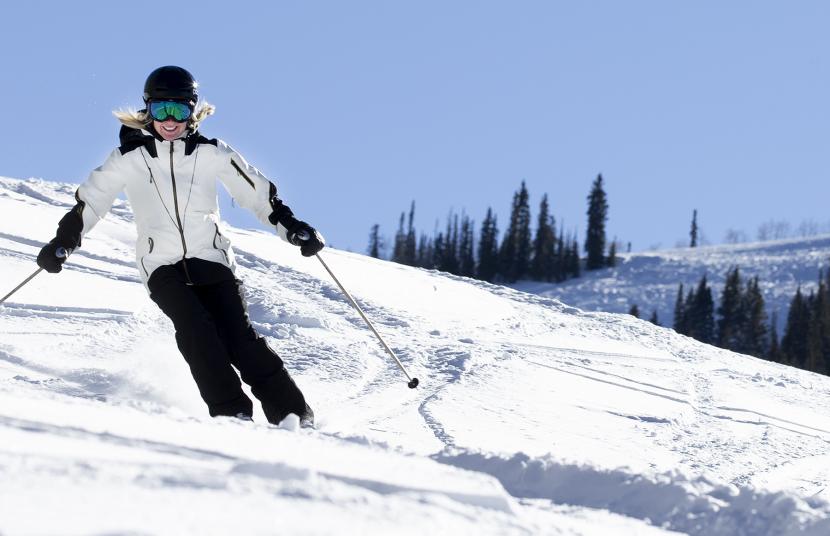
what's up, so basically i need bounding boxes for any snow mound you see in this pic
[435,450,830,536]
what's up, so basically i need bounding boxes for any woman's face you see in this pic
[153,118,187,141]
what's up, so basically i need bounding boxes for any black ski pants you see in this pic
[148,259,309,424]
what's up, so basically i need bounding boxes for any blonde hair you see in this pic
[112,100,216,131]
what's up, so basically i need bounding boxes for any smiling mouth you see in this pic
[161,124,178,132]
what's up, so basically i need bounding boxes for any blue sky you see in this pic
[2,2,829,254]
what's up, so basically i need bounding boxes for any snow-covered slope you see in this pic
[518,236,830,329]
[2,177,830,535]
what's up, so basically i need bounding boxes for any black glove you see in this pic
[37,240,71,273]
[286,221,325,257]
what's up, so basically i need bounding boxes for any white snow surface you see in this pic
[1,177,830,535]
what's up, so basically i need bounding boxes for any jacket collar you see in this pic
[118,123,210,157]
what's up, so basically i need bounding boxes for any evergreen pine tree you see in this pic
[367,224,382,259]
[806,290,824,373]
[453,215,461,274]
[404,201,417,265]
[433,232,445,273]
[439,214,460,275]
[673,284,687,335]
[699,279,717,344]
[584,174,609,270]
[458,215,476,278]
[569,237,581,278]
[392,212,406,264]
[547,215,558,281]
[740,276,769,357]
[515,182,532,280]
[531,194,556,281]
[688,275,715,344]
[416,233,433,269]
[499,191,520,281]
[782,287,810,368]
[816,271,830,374]
[628,304,640,318]
[685,286,696,336]
[554,228,566,282]
[499,182,532,282]
[477,208,499,282]
[717,267,744,351]
[690,209,698,248]
[607,240,617,268]
[649,310,660,326]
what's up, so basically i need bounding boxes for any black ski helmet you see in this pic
[143,66,198,105]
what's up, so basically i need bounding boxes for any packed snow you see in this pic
[1,177,830,535]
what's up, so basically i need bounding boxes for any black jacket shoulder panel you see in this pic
[117,124,217,157]
[184,131,218,156]
[118,125,157,157]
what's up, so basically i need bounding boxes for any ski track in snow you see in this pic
[257,244,830,532]
[232,244,471,446]
[3,177,830,534]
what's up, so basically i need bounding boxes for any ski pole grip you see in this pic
[56,247,72,259]
[295,230,310,242]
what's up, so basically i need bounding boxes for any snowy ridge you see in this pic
[2,177,830,534]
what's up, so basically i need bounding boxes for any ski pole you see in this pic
[314,252,419,389]
[0,247,70,306]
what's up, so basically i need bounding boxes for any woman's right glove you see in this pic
[286,221,326,257]
[268,192,325,257]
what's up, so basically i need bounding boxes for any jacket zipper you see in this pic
[169,142,193,285]
[141,237,154,277]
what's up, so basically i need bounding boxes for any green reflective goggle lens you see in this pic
[149,100,192,122]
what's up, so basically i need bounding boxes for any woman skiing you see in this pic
[37,66,322,426]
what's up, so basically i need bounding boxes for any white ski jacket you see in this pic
[74,126,292,289]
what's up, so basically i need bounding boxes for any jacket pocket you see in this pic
[141,237,155,277]
[212,224,229,262]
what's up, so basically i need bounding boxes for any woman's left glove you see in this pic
[287,221,326,257]
[37,240,70,273]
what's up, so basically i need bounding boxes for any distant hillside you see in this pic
[515,236,830,330]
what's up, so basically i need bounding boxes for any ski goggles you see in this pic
[148,100,193,122]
